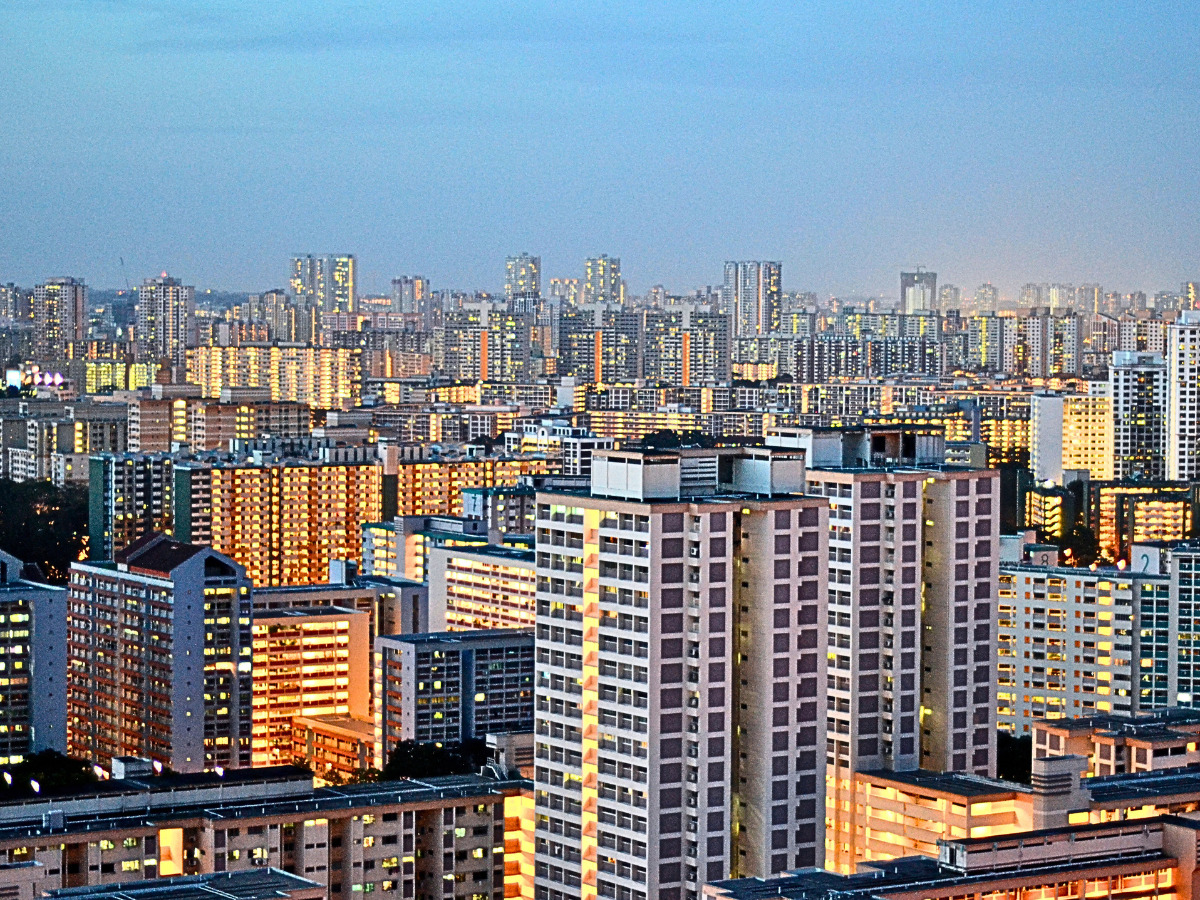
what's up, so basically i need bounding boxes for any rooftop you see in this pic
[0,772,530,843]
[1087,764,1200,804]
[48,870,323,900]
[378,628,534,648]
[115,533,207,575]
[856,768,1031,799]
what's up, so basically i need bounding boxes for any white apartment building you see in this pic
[1029,391,1114,484]
[533,447,829,900]
[1167,311,1200,481]
[797,429,999,873]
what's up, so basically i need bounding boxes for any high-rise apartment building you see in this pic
[32,277,86,359]
[641,311,732,384]
[900,270,936,314]
[505,253,541,302]
[585,255,623,305]
[135,274,194,368]
[173,454,384,587]
[88,453,175,560]
[1167,311,1200,481]
[966,314,1007,372]
[187,344,363,408]
[534,447,829,900]
[1029,391,1114,484]
[392,454,559,518]
[724,261,782,336]
[290,254,356,313]
[996,563,1163,729]
[485,309,534,382]
[938,283,961,311]
[390,275,429,313]
[1109,351,1168,480]
[557,306,641,382]
[66,534,253,772]
[373,629,534,766]
[998,541,1200,727]
[763,427,999,872]
[251,605,370,766]
[1085,480,1199,562]
[0,550,68,760]
[428,544,537,630]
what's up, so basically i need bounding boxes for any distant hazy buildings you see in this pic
[136,274,193,368]
[724,260,781,336]
[290,254,356,313]
[975,282,999,310]
[505,253,541,302]
[391,275,429,314]
[32,277,85,359]
[900,269,936,313]
[938,283,961,311]
[584,254,622,304]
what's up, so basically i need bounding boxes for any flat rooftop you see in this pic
[1087,764,1200,804]
[0,774,531,843]
[378,628,534,648]
[49,870,322,900]
[708,850,1173,900]
[857,768,1031,798]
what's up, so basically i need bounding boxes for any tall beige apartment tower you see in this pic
[534,447,829,900]
[767,426,999,873]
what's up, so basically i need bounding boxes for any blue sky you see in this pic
[1,1,1197,298]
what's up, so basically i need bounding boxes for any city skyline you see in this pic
[2,3,1198,296]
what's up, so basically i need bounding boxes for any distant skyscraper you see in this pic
[938,283,961,311]
[1078,283,1104,315]
[1046,283,1075,312]
[1019,283,1043,307]
[32,277,86,359]
[974,282,999,310]
[1167,311,1200,481]
[1183,281,1199,310]
[584,254,622,304]
[900,269,936,313]
[505,253,541,302]
[135,274,193,368]
[290,254,356,313]
[724,260,782,336]
[549,278,581,305]
[391,275,429,314]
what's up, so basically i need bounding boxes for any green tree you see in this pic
[0,479,89,583]
[380,739,488,780]
[0,751,98,798]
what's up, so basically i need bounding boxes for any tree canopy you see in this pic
[0,479,89,583]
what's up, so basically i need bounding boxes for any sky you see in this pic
[1,1,1198,299]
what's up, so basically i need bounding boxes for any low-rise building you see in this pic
[0,765,527,900]
[292,714,375,783]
